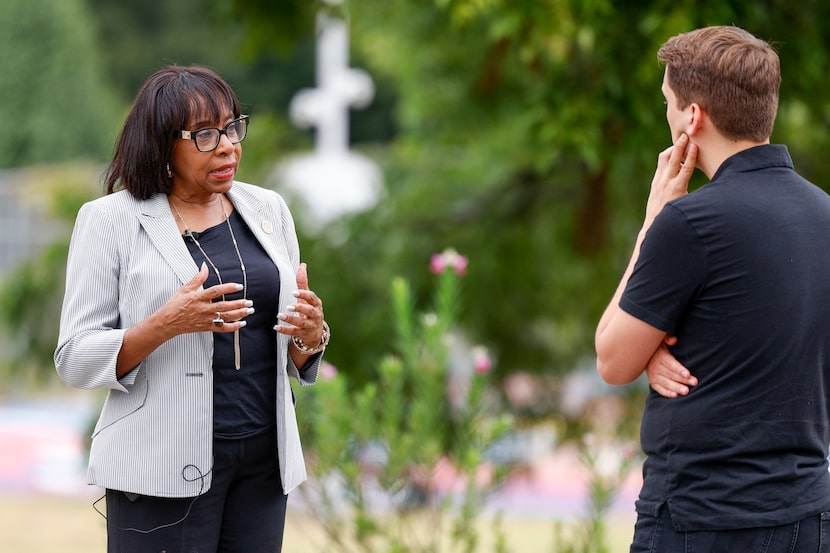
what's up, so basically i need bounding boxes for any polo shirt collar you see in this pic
[711,144,793,182]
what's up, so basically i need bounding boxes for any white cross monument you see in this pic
[277,1,383,231]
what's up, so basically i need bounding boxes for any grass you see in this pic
[0,493,634,552]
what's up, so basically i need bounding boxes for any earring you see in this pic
[166,163,173,178]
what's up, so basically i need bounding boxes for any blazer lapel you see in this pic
[134,187,295,297]
[138,194,199,285]
[227,184,296,310]
[228,187,282,263]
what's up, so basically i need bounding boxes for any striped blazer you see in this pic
[54,181,319,497]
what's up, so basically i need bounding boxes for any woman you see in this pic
[55,65,328,552]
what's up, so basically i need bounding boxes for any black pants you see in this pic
[631,505,830,553]
[106,430,287,553]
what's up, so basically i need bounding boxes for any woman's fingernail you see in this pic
[233,283,243,291]
[287,305,297,312]
[292,291,300,298]
[277,313,287,321]
[239,321,247,328]
[244,300,253,307]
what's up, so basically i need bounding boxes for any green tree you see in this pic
[219,0,830,386]
[0,0,118,167]
[7,0,830,391]
[88,0,262,105]
[87,0,397,144]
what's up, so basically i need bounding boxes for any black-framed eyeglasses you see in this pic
[175,115,249,152]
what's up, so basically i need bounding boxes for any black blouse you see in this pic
[182,209,280,439]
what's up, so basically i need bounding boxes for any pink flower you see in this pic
[503,371,536,407]
[320,362,339,380]
[429,248,469,276]
[430,254,448,274]
[472,346,492,374]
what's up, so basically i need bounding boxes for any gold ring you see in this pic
[213,313,225,327]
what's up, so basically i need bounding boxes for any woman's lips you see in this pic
[211,164,236,178]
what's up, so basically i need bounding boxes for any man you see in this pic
[595,26,830,551]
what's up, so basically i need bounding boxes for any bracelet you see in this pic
[292,321,330,355]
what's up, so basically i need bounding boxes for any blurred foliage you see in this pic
[299,262,511,552]
[0,163,99,385]
[222,0,830,388]
[0,0,119,167]
[3,0,830,397]
[87,0,397,143]
[87,0,307,114]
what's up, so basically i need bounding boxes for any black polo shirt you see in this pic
[621,145,830,531]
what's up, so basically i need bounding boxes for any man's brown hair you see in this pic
[658,26,780,142]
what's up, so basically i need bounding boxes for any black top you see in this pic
[182,209,280,438]
[621,145,830,531]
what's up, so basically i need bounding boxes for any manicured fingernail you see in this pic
[292,291,300,297]
[246,308,255,315]
[233,283,243,291]
[278,313,287,321]
[287,305,297,312]
[239,321,247,328]
[244,300,253,307]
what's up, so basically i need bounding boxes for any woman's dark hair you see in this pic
[104,65,242,199]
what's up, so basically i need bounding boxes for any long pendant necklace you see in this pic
[171,196,247,370]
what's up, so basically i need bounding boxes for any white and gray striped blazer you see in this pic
[55,181,319,498]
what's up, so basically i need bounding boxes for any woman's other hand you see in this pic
[275,263,327,355]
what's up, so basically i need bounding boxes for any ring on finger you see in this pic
[213,312,225,327]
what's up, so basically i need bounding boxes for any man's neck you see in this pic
[697,136,770,180]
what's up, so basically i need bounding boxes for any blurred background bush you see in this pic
[5,0,829,397]
[1,1,829,548]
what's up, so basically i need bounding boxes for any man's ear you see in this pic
[687,103,703,136]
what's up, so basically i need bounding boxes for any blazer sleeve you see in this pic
[54,201,130,392]
[273,191,321,386]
